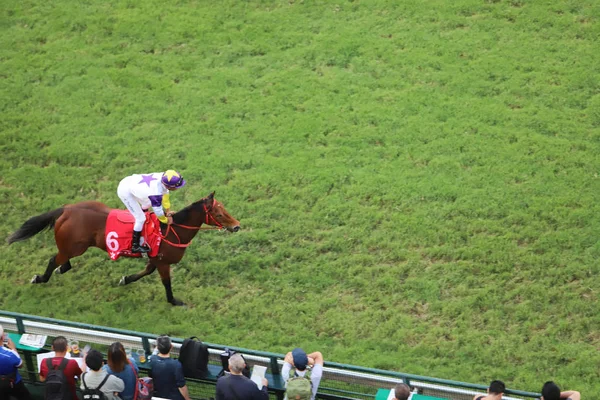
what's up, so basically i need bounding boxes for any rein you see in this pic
[160,199,223,248]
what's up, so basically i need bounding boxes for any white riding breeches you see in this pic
[117,182,146,231]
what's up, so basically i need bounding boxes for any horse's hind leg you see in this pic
[119,261,156,286]
[55,260,72,275]
[31,256,57,283]
[32,253,69,284]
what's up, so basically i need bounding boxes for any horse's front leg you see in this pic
[119,261,156,286]
[157,264,184,306]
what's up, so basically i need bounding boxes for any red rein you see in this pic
[160,199,222,248]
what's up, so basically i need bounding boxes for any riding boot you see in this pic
[131,230,150,253]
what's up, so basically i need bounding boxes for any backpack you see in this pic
[0,371,16,390]
[81,372,110,400]
[136,377,153,400]
[131,362,153,400]
[178,336,209,379]
[44,358,71,400]
[286,372,313,400]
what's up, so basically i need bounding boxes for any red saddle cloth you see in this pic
[105,210,162,260]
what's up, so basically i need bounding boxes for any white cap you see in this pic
[0,324,3,337]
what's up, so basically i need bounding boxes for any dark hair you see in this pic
[85,349,104,371]
[107,342,129,373]
[52,336,68,353]
[541,381,561,400]
[489,380,505,394]
[394,383,411,400]
[156,335,171,355]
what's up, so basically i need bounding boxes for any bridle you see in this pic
[160,198,223,248]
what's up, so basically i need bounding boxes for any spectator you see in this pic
[103,342,139,400]
[281,348,324,400]
[0,325,32,400]
[393,383,411,400]
[215,353,268,400]
[80,349,124,400]
[149,335,191,400]
[39,336,83,400]
[541,381,580,400]
[473,380,505,400]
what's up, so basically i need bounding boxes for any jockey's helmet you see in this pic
[162,170,186,189]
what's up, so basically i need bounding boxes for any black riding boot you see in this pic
[131,230,150,253]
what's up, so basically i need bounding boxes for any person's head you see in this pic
[488,380,505,395]
[156,335,172,355]
[162,170,186,190]
[229,353,246,374]
[107,342,129,373]
[52,336,68,353]
[393,383,411,400]
[85,349,104,371]
[541,381,561,400]
[292,348,308,371]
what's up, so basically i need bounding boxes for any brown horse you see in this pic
[7,192,240,306]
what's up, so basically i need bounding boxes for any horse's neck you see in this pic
[172,212,206,242]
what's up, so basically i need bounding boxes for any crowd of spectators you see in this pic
[0,326,583,400]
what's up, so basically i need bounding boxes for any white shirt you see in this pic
[121,172,170,216]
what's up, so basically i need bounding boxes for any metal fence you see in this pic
[0,310,541,400]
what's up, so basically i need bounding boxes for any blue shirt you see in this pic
[149,356,186,400]
[103,358,139,400]
[0,347,22,384]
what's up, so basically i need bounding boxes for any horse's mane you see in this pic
[172,197,209,225]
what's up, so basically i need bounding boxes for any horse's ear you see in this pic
[208,192,215,201]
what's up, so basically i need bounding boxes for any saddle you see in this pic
[105,210,162,260]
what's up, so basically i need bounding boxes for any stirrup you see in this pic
[131,245,150,254]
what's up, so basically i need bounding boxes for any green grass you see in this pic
[1,0,599,396]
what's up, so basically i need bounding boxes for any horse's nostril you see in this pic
[233,226,240,232]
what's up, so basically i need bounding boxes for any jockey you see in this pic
[117,170,186,253]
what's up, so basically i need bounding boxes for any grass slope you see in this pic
[1,0,599,396]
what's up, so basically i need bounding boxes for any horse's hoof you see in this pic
[169,298,185,306]
[54,266,62,275]
[119,276,127,286]
[31,275,42,284]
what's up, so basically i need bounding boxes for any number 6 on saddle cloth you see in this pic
[105,210,162,260]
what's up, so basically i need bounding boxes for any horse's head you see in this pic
[203,192,240,232]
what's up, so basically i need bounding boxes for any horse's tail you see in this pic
[6,208,64,244]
